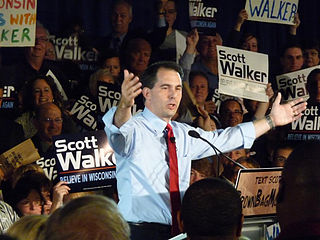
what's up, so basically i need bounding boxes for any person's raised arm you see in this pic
[114,70,142,128]
[234,9,248,32]
[253,83,274,120]
[253,93,307,138]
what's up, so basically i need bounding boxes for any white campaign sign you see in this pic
[217,46,269,102]
[245,0,299,25]
[276,65,320,102]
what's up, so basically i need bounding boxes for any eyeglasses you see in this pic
[164,9,176,14]
[36,37,49,42]
[19,198,42,207]
[223,110,243,115]
[41,117,63,124]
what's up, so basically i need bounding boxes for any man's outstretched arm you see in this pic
[113,70,142,128]
[254,93,307,138]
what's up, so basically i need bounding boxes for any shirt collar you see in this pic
[142,107,169,135]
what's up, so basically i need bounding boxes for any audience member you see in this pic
[219,99,244,128]
[32,103,63,155]
[6,215,48,240]
[279,43,304,74]
[41,195,130,240]
[190,158,213,185]
[306,68,320,104]
[179,178,243,239]
[302,39,320,68]
[16,75,64,139]
[89,69,115,97]
[276,142,320,239]
[122,38,152,76]
[0,201,19,234]
[271,142,294,167]
[99,50,121,81]
[189,71,219,130]
[156,0,187,61]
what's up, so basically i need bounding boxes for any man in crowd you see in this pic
[32,102,63,156]
[276,142,320,239]
[103,61,306,239]
[179,178,243,239]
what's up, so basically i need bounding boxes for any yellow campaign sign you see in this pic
[0,0,37,47]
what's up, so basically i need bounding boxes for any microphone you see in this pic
[188,130,246,170]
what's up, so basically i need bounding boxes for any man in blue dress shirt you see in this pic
[103,61,306,239]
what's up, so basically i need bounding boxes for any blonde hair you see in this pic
[89,69,115,97]
[41,195,130,240]
[7,215,48,240]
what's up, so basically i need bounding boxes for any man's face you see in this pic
[198,34,222,60]
[143,68,182,122]
[227,149,247,161]
[27,26,48,59]
[281,47,304,73]
[303,48,320,68]
[128,39,151,75]
[36,104,63,143]
[111,3,132,35]
[220,101,243,127]
[190,75,208,105]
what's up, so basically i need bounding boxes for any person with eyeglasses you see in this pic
[31,102,63,156]
[219,99,244,128]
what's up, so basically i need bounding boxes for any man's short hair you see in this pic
[189,71,209,87]
[140,61,183,89]
[41,195,130,240]
[219,98,243,115]
[113,0,133,17]
[181,178,242,238]
[280,42,303,58]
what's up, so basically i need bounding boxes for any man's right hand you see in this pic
[114,70,142,128]
[119,70,142,109]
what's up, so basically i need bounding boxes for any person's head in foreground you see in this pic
[276,141,320,239]
[40,195,130,240]
[179,178,243,240]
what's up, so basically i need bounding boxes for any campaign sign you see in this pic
[188,0,218,35]
[245,0,299,25]
[54,130,116,193]
[0,85,17,109]
[49,34,98,74]
[276,66,320,102]
[36,154,58,181]
[217,46,269,102]
[0,0,37,46]
[235,168,282,217]
[70,94,98,131]
[97,81,144,115]
[287,103,320,142]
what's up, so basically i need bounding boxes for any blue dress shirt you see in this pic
[103,106,255,225]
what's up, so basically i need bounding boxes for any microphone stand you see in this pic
[188,130,246,176]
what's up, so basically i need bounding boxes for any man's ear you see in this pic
[177,210,184,233]
[236,214,244,237]
[142,87,150,101]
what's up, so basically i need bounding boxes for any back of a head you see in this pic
[42,195,130,240]
[277,141,320,229]
[7,215,48,240]
[181,178,242,239]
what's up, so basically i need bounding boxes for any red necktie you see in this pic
[166,123,181,236]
